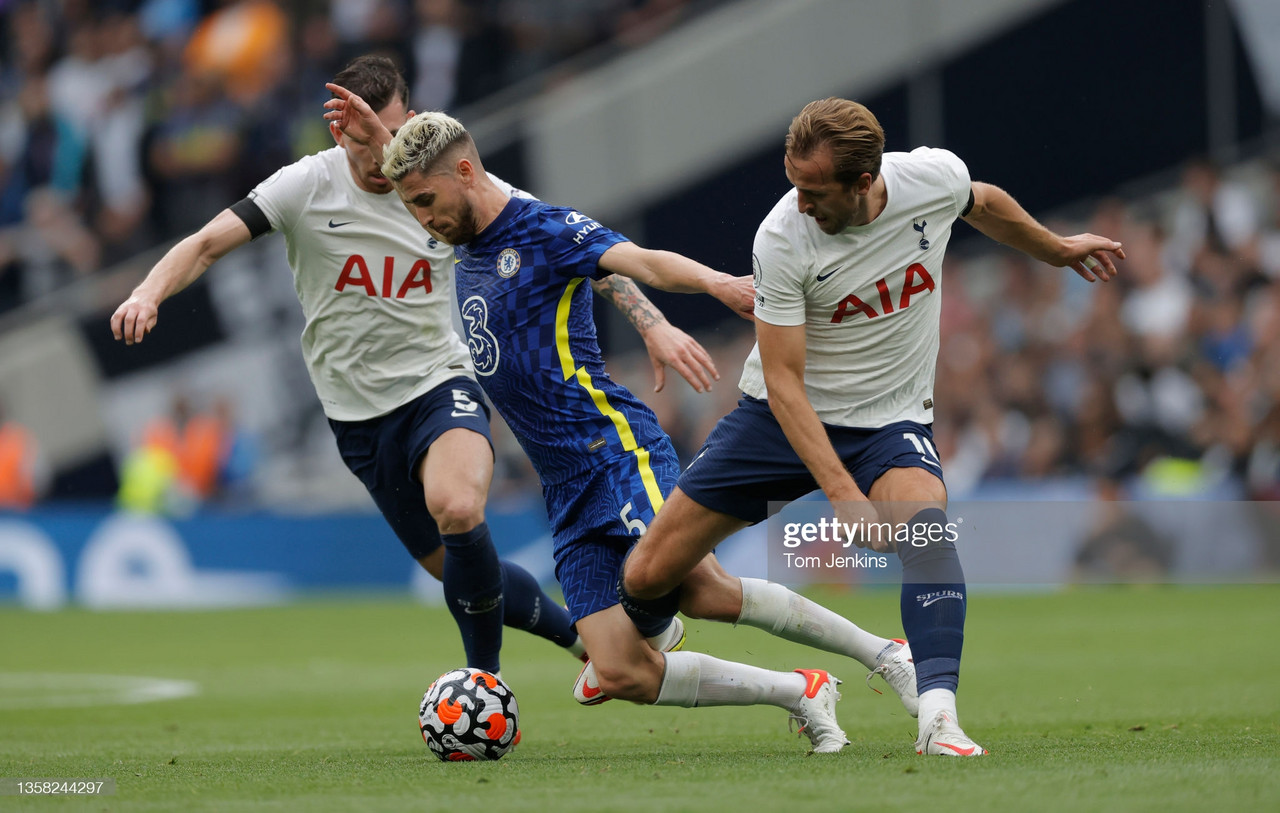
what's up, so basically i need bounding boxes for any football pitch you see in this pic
[1,586,1277,812]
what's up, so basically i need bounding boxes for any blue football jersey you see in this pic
[454,197,670,496]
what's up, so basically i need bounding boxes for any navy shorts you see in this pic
[549,439,681,623]
[677,395,944,524]
[328,377,493,560]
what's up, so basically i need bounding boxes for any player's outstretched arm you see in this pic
[111,209,251,345]
[597,242,754,320]
[757,320,883,544]
[591,275,720,393]
[961,181,1125,282]
[323,83,393,166]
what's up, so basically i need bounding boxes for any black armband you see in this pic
[960,187,975,218]
[230,197,272,240]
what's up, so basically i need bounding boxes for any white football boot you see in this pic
[866,638,919,717]
[573,617,686,705]
[915,710,988,756]
[788,669,850,754]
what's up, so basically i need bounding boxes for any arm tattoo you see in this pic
[592,275,667,333]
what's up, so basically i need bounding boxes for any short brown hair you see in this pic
[786,98,885,186]
[332,54,408,113]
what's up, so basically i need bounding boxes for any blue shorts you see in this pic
[328,377,493,560]
[549,440,680,623]
[677,395,944,524]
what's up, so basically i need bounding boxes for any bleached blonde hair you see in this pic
[381,111,473,182]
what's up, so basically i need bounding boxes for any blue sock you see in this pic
[897,507,966,695]
[500,560,577,648]
[440,522,504,672]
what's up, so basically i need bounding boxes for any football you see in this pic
[418,668,520,761]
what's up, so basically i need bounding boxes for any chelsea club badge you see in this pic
[497,248,521,278]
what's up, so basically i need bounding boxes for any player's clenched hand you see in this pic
[641,321,720,393]
[110,295,159,345]
[713,273,755,321]
[1058,234,1124,283]
[323,83,385,147]
[834,497,895,553]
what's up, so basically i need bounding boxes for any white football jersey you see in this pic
[249,147,495,421]
[740,147,971,428]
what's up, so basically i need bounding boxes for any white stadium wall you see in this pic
[517,0,1063,223]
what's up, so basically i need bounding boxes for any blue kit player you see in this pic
[326,86,923,753]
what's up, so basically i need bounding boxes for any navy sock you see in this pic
[897,507,966,695]
[440,522,504,672]
[616,555,681,638]
[500,560,577,648]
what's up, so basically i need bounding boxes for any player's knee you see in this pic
[623,556,677,601]
[593,655,661,703]
[427,492,486,535]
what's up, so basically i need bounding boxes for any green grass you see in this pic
[1,587,1278,812]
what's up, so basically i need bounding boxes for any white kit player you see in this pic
[110,56,723,677]
[618,97,1123,755]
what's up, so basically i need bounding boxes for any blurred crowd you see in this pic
[925,156,1280,508]
[0,0,712,311]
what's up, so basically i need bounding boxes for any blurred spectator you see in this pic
[88,11,153,256]
[410,0,463,112]
[0,411,48,510]
[1,73,86,218]
[117,409,185,514]
[1118,221,1191,347]
[138,0,201,44]
[183,0,289,107]
[1166,156,1262,279]
[289,14,344,158]
[145,69,244,236]
[330,0,409,67]
[2,2,58,81]
[495,0,570,84]
[117,394,248,513]
[1258,162,1280,280]
[0,185,101,305]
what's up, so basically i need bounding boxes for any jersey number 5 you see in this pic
[451,389,480,419]
[619,501,647,536]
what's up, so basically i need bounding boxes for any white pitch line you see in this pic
[0,673,200,709]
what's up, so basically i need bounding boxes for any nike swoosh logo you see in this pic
[449,411,481,418]
[685,448,710,469]
[328,219,356,228]
[806,673,823,696]
[815,266,843,281]
[797,669,828,698]
[937,742,977,756]
[580,682,602,699]
[921,595,963,608]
